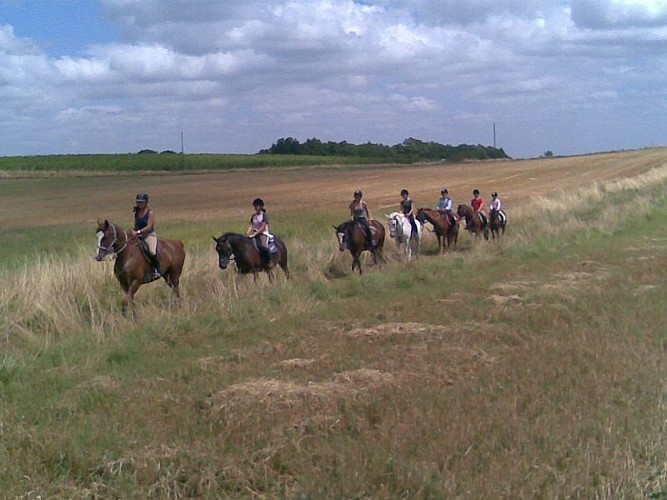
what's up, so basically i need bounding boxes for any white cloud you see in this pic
[0,1,666,157]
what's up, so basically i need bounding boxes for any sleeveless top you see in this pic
[400,198,413,215]
[351,201,367,219]
[134,209,155,233]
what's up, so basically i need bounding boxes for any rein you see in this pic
[99,223,129,258]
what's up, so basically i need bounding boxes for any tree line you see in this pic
[259,137,509,162]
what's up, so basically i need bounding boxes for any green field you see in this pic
[0,153,392,173]
[0,160,666,498]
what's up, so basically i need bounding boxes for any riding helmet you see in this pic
[491,191,498,197]
[354,190,362,197]
[400,189,409,196]
[441,188,448,195]
[252,198,265,207]
[473,189,480,195]
[136,193,149,203]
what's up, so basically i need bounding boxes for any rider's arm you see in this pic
[363,201,372,220]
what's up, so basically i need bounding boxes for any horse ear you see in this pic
[103,219,109,229]
[332,225,338,230]
[212,235,219,242]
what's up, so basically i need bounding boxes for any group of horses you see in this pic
[95,205,505,315]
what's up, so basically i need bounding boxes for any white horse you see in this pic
[385,212,422,261]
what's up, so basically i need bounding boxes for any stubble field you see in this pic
[0,148,666,498]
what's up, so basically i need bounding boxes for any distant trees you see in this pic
[259,137,509,162]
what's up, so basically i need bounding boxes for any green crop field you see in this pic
[0,151,666,498]
[0,153,390,174]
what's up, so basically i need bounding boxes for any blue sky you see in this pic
[1,0,666,158]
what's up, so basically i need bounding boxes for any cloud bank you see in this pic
[1,0,665,157]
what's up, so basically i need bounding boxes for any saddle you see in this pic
[137,238,160,262]
[252,235,277,254]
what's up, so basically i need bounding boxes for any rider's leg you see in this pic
[258,234,271,268]
[409,215,418,236]
[145,233,161,279]
[360,219,375,249]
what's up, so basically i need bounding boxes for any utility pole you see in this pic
[493,122,497,149]
[180,131,185,170]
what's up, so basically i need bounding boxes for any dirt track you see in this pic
[2,148,666,229]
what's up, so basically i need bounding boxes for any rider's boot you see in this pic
[148,253,161,282]
[260,247,272,269]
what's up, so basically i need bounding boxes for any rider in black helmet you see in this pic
[349,190,376,249]
[400,189,418,237]
[132,192,161,281]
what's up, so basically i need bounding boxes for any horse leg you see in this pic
[279,257,290,280]
[122,280,142,318]
[166,272,181,305]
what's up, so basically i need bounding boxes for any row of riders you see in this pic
[95,191,507,315]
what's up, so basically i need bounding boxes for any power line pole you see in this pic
[493,122,497,149]
[180,131,185,170]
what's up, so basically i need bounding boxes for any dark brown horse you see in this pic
[489,208,507,240]
[95,220,185,316]
[334,219,385,274]
[213,232,289,287]
[456,204,489,241]
[415,208,458,254]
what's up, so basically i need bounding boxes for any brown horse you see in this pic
[415,208,458,254]
[456,204,489,241]
[95,220,185,316]
[334,219,385,274]
[213,232,289,287]
[489,208,507,240]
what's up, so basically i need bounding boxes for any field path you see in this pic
[1,148,665,229]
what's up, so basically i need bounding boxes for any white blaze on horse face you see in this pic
[96,230,104,257]
[336,232,346,248]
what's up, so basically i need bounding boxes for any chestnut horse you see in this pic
[334,219,385,274]
[415,208,458,254]
[489,208,507,240]
[456,204,489,241]
[95,220,185,316]
[213,232,289,287]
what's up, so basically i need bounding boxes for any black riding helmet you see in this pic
[354,190,362,198]
[441,188,448,195]
[400,189,409,196]
[491,191,498,197]
[252,198,265,207]
[136,193,149,203]
[473,189,480,196]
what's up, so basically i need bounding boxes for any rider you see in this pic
[132,193,161,281]
[489,191,507,224]
[246,198,272,268]
[400,189,418,237]
[436,188,457,226]
[471,189,487,226]
[349,190,376,249]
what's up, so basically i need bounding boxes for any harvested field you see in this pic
[1,148,665,229]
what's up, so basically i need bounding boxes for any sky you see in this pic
[0,0,666,158]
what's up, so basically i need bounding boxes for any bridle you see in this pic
[97,223,128,259]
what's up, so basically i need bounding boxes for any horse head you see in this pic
[95,219,118,261]
[458,204,475,220]
[415,208,426,224]
[333,222,350,251]
[385,212,403,238]
[213,234,234,269]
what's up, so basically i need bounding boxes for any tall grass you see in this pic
[1,165,666,497]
